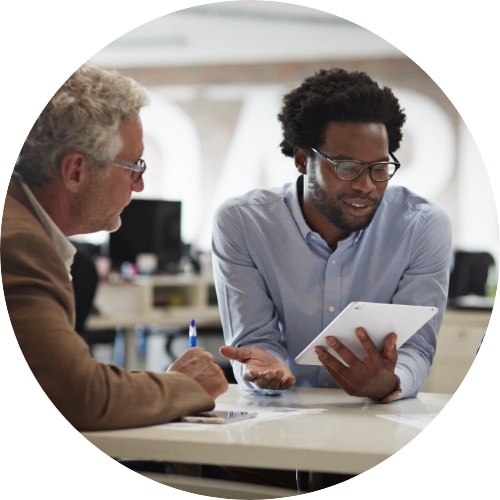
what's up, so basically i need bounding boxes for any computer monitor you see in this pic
[108,198,183,274]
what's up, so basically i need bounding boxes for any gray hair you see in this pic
[15,63,149,186]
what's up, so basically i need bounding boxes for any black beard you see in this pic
[315,196,379,232]
[307,172,382,233]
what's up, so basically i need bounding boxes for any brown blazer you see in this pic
[1,177,215,430]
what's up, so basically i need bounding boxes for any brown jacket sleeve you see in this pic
[1,179,215,431]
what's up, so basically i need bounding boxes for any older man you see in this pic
[2,64,228,431]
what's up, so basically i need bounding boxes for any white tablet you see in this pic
[294,301,438,366]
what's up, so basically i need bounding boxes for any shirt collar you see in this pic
[17,177,77,273]
[285,176,311,240]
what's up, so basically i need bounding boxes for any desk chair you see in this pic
[71,251,122,364]
[448,250,494,299]
[72,251,99,336]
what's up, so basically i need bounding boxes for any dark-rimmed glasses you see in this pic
[109,158,147,183]
[311,147,400,182]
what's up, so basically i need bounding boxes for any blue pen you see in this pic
[189,319,197,348]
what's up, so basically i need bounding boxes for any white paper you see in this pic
[161,403,325,429]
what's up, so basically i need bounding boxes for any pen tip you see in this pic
[190,319,195,327]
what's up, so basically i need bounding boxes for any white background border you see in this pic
[1,1,498,498]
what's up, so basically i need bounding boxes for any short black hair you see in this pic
[277,68,406,157]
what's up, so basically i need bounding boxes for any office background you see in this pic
[2,2,499,500]
[84,2,499,268]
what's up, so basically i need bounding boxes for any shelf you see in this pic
[421,309,490,393]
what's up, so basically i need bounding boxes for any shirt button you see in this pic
[331,259,336,266]
[328,306,335,312]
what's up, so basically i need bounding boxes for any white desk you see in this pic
[83,384,449,476]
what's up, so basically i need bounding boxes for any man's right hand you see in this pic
[167,347,228,399]
[219,345,296,390]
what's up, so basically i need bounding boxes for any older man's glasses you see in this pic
[109,158,147,183]
[311,148,400,182]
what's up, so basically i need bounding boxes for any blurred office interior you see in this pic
[82,1,498,264]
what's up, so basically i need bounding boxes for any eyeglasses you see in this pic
[108,158,147,183]
[310,147,400,182]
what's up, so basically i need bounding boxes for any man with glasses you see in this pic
[2,64,228,431]
[214,68,452,404]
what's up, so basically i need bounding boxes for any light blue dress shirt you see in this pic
[212,176,452,399]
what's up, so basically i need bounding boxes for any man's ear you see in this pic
[294,148,308,175]
[59,152,87,192]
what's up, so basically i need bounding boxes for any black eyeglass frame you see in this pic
[310,147,400,182]
[108,158,147,183]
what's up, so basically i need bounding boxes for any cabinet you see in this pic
[421,309,490,394]
[91,274,220,329]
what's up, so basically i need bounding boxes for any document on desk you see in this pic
[376,414,437,430]
[295,302,438,366]
[163,404,325,429]
[215,403,325,420]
